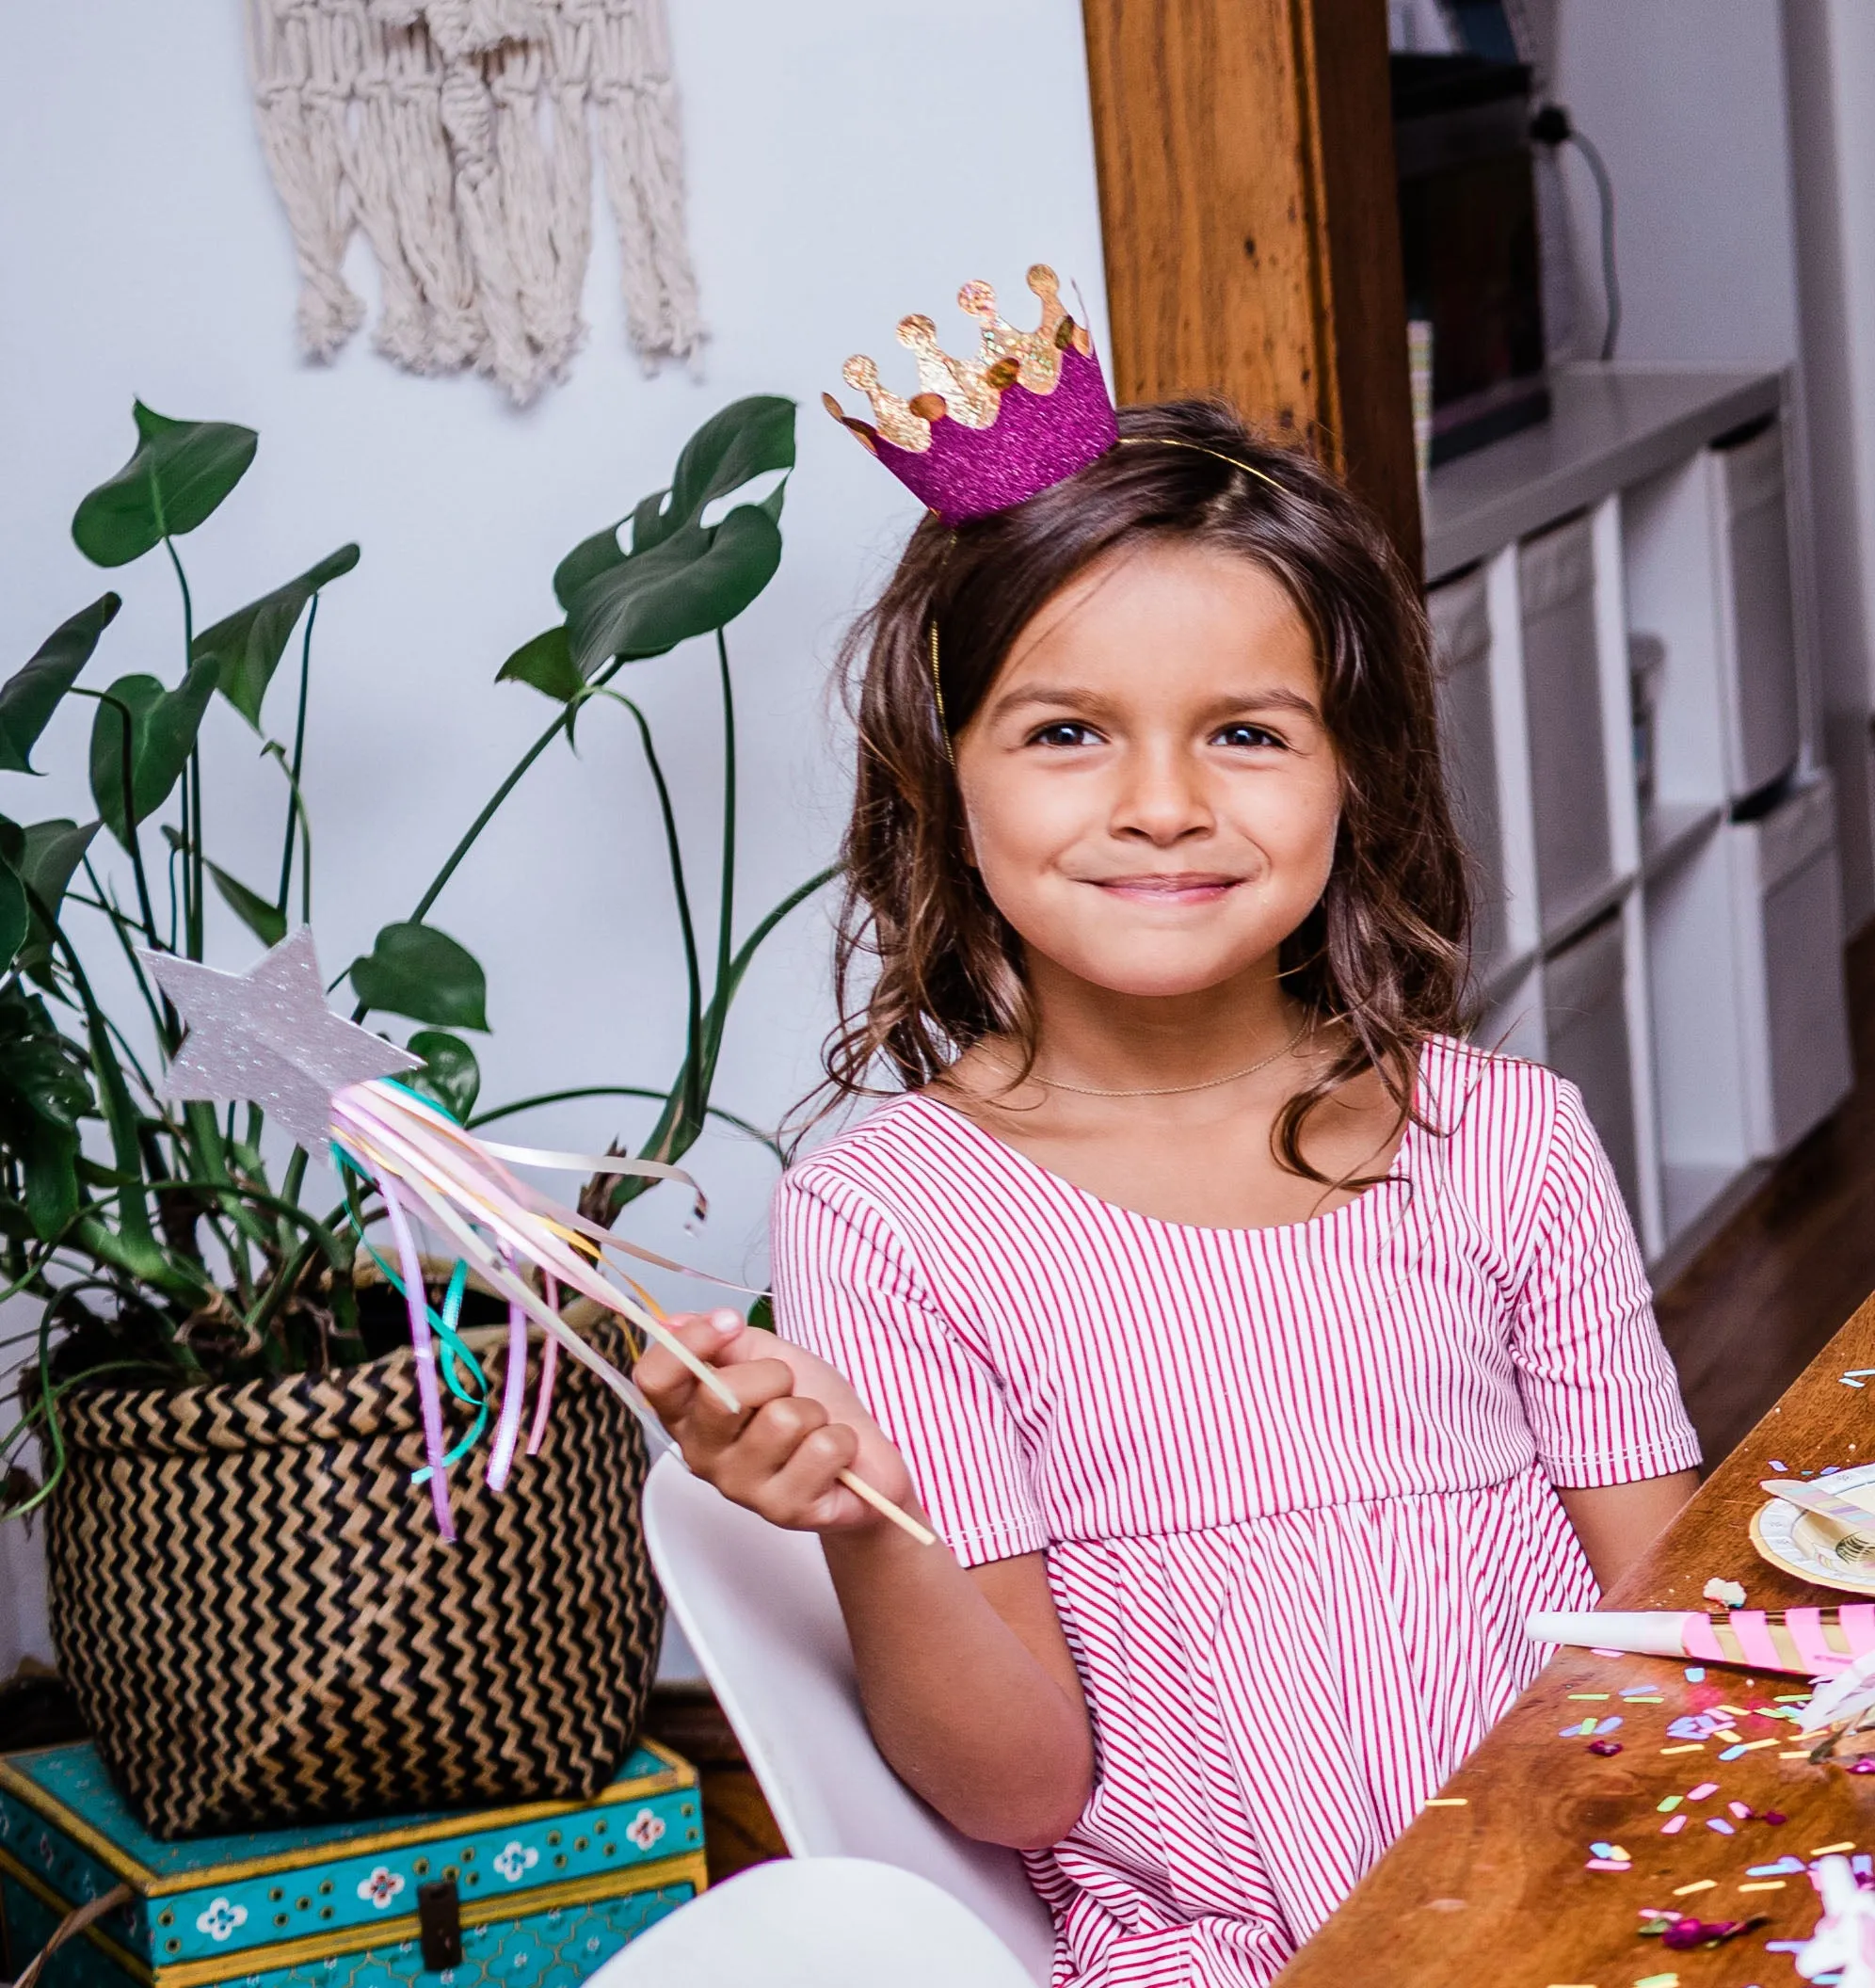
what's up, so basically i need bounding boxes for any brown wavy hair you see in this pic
[819,397,1470,1180]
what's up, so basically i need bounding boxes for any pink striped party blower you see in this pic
[140,929,935,1548]
[1529,1606,1875,1678]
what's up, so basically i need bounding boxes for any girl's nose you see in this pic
[1112,744,1214,844]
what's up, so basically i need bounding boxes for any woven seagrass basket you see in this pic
[43,1309,661,1839]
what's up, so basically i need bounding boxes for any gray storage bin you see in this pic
[1738,775,1852,1151]
[1544,913,1642,1226]
[1519,516,1613,937]
[1428,569,1507,973]
[1715,420,1801,800]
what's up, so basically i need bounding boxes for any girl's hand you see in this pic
[634,1308,921,1538]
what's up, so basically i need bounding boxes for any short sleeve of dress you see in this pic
[769,1169,1048,1566]
[1510,1077,1703,1488]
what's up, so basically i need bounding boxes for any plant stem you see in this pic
[164,535,205,960]
[408,712,568,927]
[278,595,316,918]
[607,694,702,1130]
[164,536,195,653]
[713,630,737,998]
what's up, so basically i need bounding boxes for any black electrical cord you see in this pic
[1530,103,1621,363]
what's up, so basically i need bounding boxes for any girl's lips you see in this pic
[1089,874,1241,901]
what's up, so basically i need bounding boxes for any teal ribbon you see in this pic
[332,1140,491,1485]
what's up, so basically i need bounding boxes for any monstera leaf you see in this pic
[72,404,258,568]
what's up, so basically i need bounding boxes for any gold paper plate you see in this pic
[1751,1461,1875,1595]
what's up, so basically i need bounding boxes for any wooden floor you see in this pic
[1656,921,1875,1465]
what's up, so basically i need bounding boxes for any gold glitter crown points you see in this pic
[832,265,1093,455]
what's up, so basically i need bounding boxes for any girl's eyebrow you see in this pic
[989,683,1322,722]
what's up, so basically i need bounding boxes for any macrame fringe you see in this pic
[243,0,702,404]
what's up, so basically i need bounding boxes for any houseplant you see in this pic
[0,393,825,1835]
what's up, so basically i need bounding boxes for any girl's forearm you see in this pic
[822,1522,1094,1850]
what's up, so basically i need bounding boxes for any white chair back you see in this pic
[642,1451,1057,1984]
[586,1855,1038,1987]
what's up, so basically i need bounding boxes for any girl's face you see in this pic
[953,539,1341,1002]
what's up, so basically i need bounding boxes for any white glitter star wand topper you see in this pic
[139,929,936,1547]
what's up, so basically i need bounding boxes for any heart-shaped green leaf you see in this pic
[568,505,782,677]
[553,523,630,613]
[409,1029,481,1121]
[193,544,360,729]
[0,596,122,774]
[88,661,218,847]
[72,404,259,569]
[18,818,99,919]
[496,625,583,702]
[206,861,286,948]
[349,922,489,1031]
[7,818,101,978]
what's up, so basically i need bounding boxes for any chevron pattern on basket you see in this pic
[44,1316,660,1839]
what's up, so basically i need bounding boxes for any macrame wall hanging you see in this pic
[243,0,702,405]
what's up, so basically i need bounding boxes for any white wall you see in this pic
[0,2,1108,1673]
[1550,0,1801,368]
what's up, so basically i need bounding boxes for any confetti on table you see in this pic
[1591,1645,1625,1657]
[1721,1740,1780,1759]
[1569,1692,1611,1701]
[1596,1716,1624,1733]
[1729,1802,1753,1819]
[1587,1858,1631,1872]
[1672,1880,1716,1897]
[1591,1841,1628,1860]
[1842,1376,1867,1389]
[1707,1818,1736,1835]
[1423,1797,1467,1807]
[1657,1796,1684,1813]
[1771,1459,1787,1470]
[1813,1840,1856,1855]
[1687,1783,1720,1801]
[1749,1857,1806,1875]
[1635,1975,1678,1988]
[1685,1667,1706,1681]
[1846,1370,1875,1379]
[1739,1880,1786,1891]
[1562,1718,1599,1737]
[1660,1743,1706,1756]
[1704,1578,1748,1608]
[1660,1815,1688,1835]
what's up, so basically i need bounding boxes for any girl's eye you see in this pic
[1027,721,1102,748]
[1212,721,1284,749]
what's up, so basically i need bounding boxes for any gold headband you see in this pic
[925,435,1284,761]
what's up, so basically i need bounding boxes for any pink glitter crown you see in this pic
[825,265,1118,525]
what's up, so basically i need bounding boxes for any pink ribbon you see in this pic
[379,1175,456,1543]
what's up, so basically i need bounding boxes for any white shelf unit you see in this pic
[1424,365,1854,1272]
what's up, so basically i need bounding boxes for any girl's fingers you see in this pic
[633,1311,739,1419]
[759,1419,866,1529]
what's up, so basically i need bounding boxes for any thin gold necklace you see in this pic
[1030,1019,1309,1098]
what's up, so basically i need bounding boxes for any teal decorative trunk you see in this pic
[0,1742,706,1988]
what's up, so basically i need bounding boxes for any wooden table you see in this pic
[1275,1293,1875,1988]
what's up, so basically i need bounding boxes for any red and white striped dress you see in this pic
[771,1036,1699,1987]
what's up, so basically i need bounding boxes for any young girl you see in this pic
[637,319,1700,1984]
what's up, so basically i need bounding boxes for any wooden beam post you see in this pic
[1081,0,1422,574]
